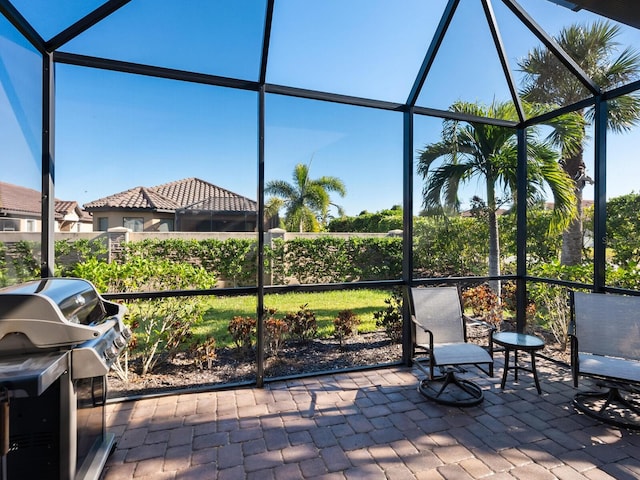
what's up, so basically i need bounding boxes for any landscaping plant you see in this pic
[191,337,217,370]
[333,309,360,346]
[71,257,216,376]
[265,316,289,356]
[462,284,503,327]
[284,303,318,342]
[228,315,257,354]
[128,296,200,376]
[373,289,403,344]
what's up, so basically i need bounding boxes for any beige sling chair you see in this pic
[570,291,640,430]
[408,286,494,407]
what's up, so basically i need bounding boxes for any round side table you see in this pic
[493,332,545,394]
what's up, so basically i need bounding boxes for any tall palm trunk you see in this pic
[560,146,589,265]
[486,180,501,297]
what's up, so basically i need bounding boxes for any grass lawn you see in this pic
[191,288,394,347]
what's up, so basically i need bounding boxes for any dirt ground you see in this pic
[106,323,571,399]
[107,331,403,398]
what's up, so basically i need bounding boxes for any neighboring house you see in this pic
[0,182,93,232]
[55,200,94,232]
[83,178,258,232]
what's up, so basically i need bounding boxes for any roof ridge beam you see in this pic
[46,0,131,52]
[0,0,45,53]
[482,0,525,122]
[502,0,600,95]
[53,51,260,91]
[259,0,275,85]
[406,0,459,107]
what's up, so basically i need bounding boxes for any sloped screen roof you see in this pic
[4,0,639,110]
[2,0,640,219]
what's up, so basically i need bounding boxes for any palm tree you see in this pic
[265,162,346,232]
[418,100,579,295]
[519,20,640,265]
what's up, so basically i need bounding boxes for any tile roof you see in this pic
[179,196,257,213]
[0,181,41,216]
[55,200,93,222]
[84,186,180,211]
[0,182,89,220]
[84,178,257,213]
[55,200,78,215]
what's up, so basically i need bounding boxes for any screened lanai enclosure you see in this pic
[2,0,640,392]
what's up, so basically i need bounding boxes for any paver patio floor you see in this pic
[101,357,640,479]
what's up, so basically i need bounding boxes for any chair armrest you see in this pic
[464,315,495,331]
[570,333,579,387]
[411,314,434,351]
[463,315,496,356]
[411,314,430,331]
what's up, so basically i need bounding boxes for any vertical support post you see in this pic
[402,108,414,365]
[516,128,527,333]
[255,0,273,389]
[593,96,607,293]
[41,52,55,278]
[256,85,266,387]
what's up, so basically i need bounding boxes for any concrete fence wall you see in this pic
[1,229,403,285]
[0,228,400,251]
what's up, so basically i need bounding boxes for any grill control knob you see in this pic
[104,346,118,360]
[114,335,127,349]
[122,326,132,340]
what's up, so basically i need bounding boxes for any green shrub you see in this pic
[127,296,200,376]
[191,337,217,369]
[527,262,593,349]
[284,304,318,342]
[120,238,257,286]
[71,257,215,376]
[0,242,8,287]
[413,216,488,277]
[373,289,403,344]
[228,316,256,353]
[10,240,39,283]
[333,309,360,346]
[462,284,503,326]
[266,236,401,284]
[55,238,108,276]
[71,257,217,293]
[265,316,289,355]
[328,208,403,232]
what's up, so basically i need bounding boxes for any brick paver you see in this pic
[101,359,640,479]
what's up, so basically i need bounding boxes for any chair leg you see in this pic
[418,370,484,407]
[573,386,640,430]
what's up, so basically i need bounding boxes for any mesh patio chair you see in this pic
[570,291,640,430]
[409,286,494,407]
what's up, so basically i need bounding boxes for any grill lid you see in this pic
[0,278,114,349]
[0,278,105,325]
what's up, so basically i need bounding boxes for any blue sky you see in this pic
[2,0,640,218]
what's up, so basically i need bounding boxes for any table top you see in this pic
[493,331,545,350]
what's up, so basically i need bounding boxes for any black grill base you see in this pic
[2,358,110,480]
[7,379,61,478]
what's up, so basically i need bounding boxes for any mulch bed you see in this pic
[107,331,403,399]
[107,326,570,399]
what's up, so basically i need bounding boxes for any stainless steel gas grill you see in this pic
[0,277,130,480]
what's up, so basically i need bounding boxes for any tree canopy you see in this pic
[417,100,578,292]
[519,20,640,265]
[265,162,346,232]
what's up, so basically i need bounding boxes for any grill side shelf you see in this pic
[0,351,69,397]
